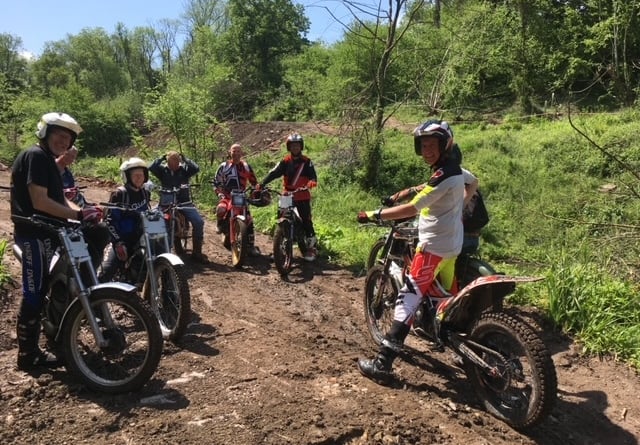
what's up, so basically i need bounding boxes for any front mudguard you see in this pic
[155,252,184,267]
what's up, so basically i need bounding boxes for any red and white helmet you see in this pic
[36,112,82,149]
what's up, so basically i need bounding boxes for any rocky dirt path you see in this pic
[1,170,639,445]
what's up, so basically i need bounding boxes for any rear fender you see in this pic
[439,275,543,327]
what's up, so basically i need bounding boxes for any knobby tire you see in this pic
[60,288,163,394]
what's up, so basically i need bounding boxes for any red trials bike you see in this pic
[363,218,557,430]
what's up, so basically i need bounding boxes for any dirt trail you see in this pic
[1,168,639,445]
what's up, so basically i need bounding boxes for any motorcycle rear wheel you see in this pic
[143,257,191,342]
[231,218,249,268]
[363,265,399,346]
[464,311,557,429]
[173,214,190,255]
[60,288,163,394]
[273,223,294,276]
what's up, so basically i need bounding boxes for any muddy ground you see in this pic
[1,124,639,444]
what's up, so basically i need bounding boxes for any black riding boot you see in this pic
[357,321,410,385]
[16,302,60,371]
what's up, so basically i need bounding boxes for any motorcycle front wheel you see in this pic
[464,311,557,430]
[143,257,191,342]
[363,265,399,346]
[366,237,387,270]
[60,288,163,394]
[273,222,294,276]
[231,218,248,268]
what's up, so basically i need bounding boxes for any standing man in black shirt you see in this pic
[10,112,103,371]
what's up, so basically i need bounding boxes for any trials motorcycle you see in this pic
[363,218,557,429]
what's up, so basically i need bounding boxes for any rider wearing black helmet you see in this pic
[258,133,319,261]
[356,119,464,384]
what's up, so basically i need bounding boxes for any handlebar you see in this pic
[11,214,80,233]
[157,183,196,194]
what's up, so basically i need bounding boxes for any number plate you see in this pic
[279,195,293,208]
[231,192,246,207]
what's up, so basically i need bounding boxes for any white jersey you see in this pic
[410,162,464,258]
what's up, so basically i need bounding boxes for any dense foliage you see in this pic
[2,0,640,367]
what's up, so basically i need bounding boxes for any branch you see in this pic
[542,212,640,231]
[567,101,640,200]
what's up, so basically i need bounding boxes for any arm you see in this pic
[376,202,419,221]
[182,156,200,177]
[260,161,285,186]
[148,157,165,180]
[29,183,80,220]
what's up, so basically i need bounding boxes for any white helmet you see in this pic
[36,112,83,148]
[120,157,149,184]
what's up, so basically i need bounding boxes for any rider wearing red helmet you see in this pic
[356,119,464,384]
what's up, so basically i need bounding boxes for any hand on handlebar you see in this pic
[306,180,317,189]
[357,209,381,224]
[80,205,103,223]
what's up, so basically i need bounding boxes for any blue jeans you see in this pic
[180,206,205,242]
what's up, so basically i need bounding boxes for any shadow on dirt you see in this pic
[393,344,638,445]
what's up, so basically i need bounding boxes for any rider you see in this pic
[98,157,151,283]
[214,143,261,256]
[258,133,319,261]
[356,120,464,384]
[386,138,482,255]
[149,151,207,263]
[10,112,103,370]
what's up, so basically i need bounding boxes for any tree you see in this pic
[220,0,310,115]
[330,0,426,189]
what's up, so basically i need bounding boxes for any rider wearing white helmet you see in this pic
[11,112,104,370]
[98,157,152,282]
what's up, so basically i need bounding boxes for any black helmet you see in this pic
[450,143,462,165]
[413,120,453,156]
[286,133,304,151]
[249,189,272,207]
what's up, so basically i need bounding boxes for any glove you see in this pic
[382,195,395,207]
[80,205,103,223]
[114,242,128,262]
[64,187,78,201]
[357,209,381,224]
[306,180,317,189]
[217,193,225,200]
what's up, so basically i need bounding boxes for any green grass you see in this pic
[63,111,640,370]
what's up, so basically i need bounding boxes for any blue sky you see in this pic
[1,0,368,57]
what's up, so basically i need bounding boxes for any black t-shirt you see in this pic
[11,144,66,238]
